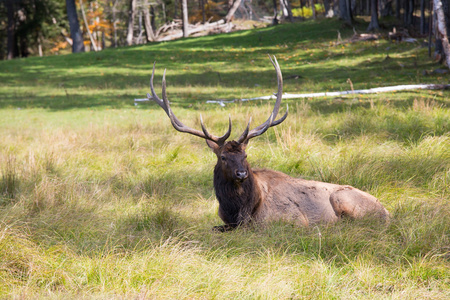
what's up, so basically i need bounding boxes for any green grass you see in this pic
[0,18,449,298]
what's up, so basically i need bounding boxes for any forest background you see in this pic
[1,0,449,62]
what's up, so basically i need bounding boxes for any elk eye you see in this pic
[221,155,226,161]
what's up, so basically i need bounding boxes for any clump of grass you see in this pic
[128,204,183,235]
[0,225,70,294]
[0,154,18,202]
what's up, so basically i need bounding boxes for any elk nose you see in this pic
[236,170,248,180]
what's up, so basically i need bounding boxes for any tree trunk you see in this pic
[409,0,414,26]
[151,5,156,31]
[201,0,206,23]
[19,33,29,58]
[395,0,400,19]
[433,0,450,68]
[225,0,242,23]
[310,0,317,19]
[101,31,106,49]
[404,0,413,26]
[112,0,118,47]
[13,0,29,58]
[66,0,85,53]
[137,10,142,44]
[380,0,393,17]
[126,0,137,46]
[143,1,155,42]
[280,0,294,22]
[339,0,353,24]
[367,0,380,31]
[429,0,433,57]
[272,0,279,24]
[38,32,43,57]
[323,0,331,17]
[6,0,18,59]
[420,0,426,34]
[182,0,189,37]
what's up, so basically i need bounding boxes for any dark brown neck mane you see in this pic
[213,160,260,227]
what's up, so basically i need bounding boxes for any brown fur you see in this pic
[208,141,389,231]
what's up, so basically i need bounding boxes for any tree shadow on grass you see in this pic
[2,65,446,111]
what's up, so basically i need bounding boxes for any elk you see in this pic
[147,56,389,231]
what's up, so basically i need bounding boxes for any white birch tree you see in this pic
[433,0,450,68]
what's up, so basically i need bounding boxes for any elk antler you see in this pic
[236,55,288,144]
[147,62,232,146]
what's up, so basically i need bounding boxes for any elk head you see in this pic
[147,55,288,184]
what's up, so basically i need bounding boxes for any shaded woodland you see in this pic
[0,0,449,66]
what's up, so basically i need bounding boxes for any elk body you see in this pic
[147,56,389,231]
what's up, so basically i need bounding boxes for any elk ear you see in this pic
[205,139,220,154]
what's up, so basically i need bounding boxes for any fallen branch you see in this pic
[135,84,450,106]
[204,84,450,106]
[157,19,233,41]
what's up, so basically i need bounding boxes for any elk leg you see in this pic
[212,207,238,232]
[329,187,390,220]
[212,224,235,232]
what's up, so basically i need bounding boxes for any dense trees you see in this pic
[2,0,67,59]
[0,0,449,65]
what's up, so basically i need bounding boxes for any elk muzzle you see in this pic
[235,169,248,182]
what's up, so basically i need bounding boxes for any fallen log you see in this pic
[156,19,234,41]
[204,84,450,106]
[135,84,450,107]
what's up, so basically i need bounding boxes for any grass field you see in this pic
[0,18,449,298]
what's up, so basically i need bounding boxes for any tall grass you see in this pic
[0,18,449,298]
[0,154,17,201]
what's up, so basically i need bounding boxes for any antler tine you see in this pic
[147,63,181,128]
[148,62,164,110]
[268,55,283,121]
[271,104,288,126]
[200,114,232,144]
[148,62,232,145]
[161,69,185,128]
[237,55,288,144]
[236,117,252,143]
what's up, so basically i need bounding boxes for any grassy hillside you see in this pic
[0,19,449,298]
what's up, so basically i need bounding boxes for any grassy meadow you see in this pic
[0,18,449,298]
